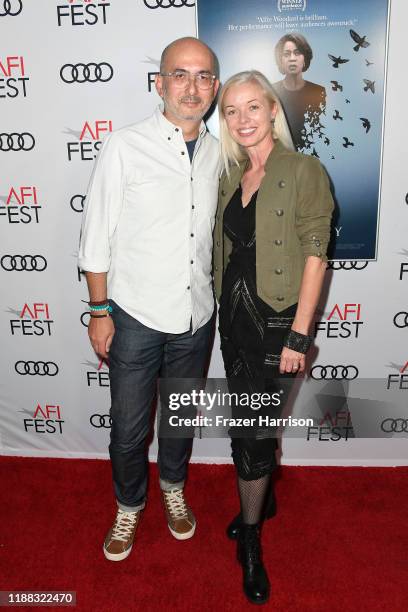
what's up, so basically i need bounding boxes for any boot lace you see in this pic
[111,509,138,542]
[164,489,188,519]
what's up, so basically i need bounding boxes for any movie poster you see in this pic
[197,0,390,260]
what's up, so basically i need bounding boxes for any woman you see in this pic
[213,70,334,604]
[273,33,326,150]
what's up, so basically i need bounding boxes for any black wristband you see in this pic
[283,329,313,354]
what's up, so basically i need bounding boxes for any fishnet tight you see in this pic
[238,474,271,525]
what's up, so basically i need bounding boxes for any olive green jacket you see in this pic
[213,140,334,312]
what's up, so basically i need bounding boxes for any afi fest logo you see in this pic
[143,57,160,93]
[0,186,41,224]
[399,249,408,280]
[83,357,110,387]
[57,0,110,26]
[66,120,112,161]
[0,55,29,98]
[306,409,354,441]
[386,360,408,390]
[22,403,64,434]
[314,303,363,339]
[9,303,54,336]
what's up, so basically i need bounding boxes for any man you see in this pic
[78,37,220,561]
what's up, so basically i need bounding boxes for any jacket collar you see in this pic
[226,138,288,186]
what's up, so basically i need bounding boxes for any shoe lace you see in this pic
[164,489,188,520]
[111,509,138,542]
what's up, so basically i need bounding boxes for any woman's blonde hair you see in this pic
[218,70,294,175]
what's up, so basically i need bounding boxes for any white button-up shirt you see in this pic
[78,106,220,334]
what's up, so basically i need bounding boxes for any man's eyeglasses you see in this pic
[160,70,216,90]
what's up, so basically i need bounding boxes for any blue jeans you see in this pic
[108,300,214,512]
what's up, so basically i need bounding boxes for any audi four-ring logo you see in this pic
[393,312,408,328]
[327,261,368,270]
[15,361,59,376]
[1,255,47,271]
[143,0,195,7]
[310,365,359,380]
[381,419,408,433]
[70,194,85,213]
[0,0,22,16]
[0,133,35,151]
[90,414,112,428]
[60,63,114,84]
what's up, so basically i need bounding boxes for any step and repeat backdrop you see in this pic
[1,0,407,465]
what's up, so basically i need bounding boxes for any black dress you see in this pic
[219,184,298,483]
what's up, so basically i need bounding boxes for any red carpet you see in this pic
[0,458,407,612]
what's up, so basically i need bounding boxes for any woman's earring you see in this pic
[271,117,276,127]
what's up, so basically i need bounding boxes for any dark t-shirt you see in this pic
[185,138,197,162]
[273,80,326,150]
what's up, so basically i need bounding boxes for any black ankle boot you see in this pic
[226,513,242,540]
[227,487,276,540]
[237,523,270,604]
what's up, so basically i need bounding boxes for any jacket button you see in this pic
[215,266,219,271]
[274,239,282,246]
[216,241,220,247]
[276,296,285,301]
[317,252,322,257]
[275,209,284,216]
[315,239,321,247]
[221,190,226,196]
[278,180,286,188]
[275,268,282,275]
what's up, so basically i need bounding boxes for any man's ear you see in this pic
[155,73,164,98]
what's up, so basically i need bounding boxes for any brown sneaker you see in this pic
[162,488,196,540]
[103,508,141,561]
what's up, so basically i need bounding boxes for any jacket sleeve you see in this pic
[78,132,125,272]
[294,154,334,262]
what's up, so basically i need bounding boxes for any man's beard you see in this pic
[163,91,209,122]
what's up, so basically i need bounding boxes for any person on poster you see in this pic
[273,33,326,150]
[213,70,333,604]
[78,37,219,561]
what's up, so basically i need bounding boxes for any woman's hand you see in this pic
[279,346,305,374]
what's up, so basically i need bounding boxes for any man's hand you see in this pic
[279,346,305,374]
[88,316,115,359]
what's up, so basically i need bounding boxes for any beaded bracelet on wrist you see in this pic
[89,304,112,313]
